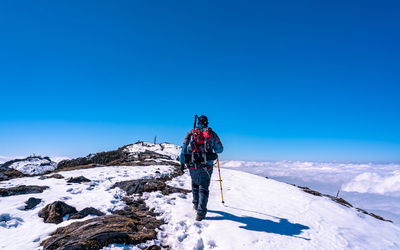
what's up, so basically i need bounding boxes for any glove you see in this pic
[180,164,185,173]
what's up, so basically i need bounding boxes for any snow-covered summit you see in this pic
[2,156,57,175]
[123,142,181,161]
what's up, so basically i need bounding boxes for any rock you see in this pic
[0,167,27,181]
[356,208,393,223]
[0,172,8,181]
[146,245,161,250]
[69,207,105,220]
[0,185,49,197]
[112,179,190,196]
[39,201,78,224]
[24,197,42,210]
[57,149,127,170]
[299,186,322,196]
[41,199,163,250]
[67,176,91,183]
[39,174,64,180]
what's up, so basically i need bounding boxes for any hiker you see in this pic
[180,115,223,221]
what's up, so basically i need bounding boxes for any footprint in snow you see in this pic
[66,188,82,194]
[0,214,24,229]
[208,240,217,249]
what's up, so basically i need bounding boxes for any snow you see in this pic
[124,142,181,160]
[144,168,400,249]
[0,164,175,250]
[1,158,400,249]
[7,157,57,175]
[220,160,400,224]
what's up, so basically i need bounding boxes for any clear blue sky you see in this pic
[0,0,399,162]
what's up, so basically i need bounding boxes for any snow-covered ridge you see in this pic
[1,148,400,249]
[147,168,400,249]
[123,142,181,161]
[3,157,57,175]
[220,160,400,225]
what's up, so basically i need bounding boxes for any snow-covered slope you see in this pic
[148,168,400,249]
[4,157,57,175]
[1,161,400,249]
[220,160,400,225]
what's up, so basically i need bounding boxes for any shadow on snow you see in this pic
[206,209,310,240]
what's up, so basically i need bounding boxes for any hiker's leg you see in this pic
[189,168,200,209]
[197,168,213,217]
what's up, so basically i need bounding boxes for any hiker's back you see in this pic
[180,122,223,166]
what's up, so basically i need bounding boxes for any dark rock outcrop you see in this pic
[69,207,105,220]
[24,197,42,210]
[112,179,190,196]
[39,174,64,180]
[0,185,49,197]
[67,176,91,184]
[356,207,392,222]
[57,149,127,170]
[0,167,27,181]
[41,199,164,250]
[39,201,78,224]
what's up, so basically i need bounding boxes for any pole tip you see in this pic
[222,201,225,204]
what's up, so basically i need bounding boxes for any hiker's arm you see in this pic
[179,130,192,165]
[212,131,223,154]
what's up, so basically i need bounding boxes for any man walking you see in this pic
[180,115,223,221]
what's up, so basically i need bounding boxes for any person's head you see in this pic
[197,115,208,127]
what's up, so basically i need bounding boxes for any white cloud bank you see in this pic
[342,171,400,195]
[220,160,400,196]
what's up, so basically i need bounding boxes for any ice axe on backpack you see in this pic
[193,114,198,129]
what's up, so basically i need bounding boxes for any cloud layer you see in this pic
[220,160,400,196]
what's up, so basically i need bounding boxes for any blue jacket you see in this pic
[180,126,223,166]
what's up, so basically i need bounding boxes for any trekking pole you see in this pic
[217,154,225,204]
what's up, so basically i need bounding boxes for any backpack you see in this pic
[185,127,217,163]
[192,127,212,153]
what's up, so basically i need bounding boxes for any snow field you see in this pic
[145,167,400,250]
[0,165,174,250]
[1,162,400,250]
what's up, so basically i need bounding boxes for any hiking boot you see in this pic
[196,214,205,221]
